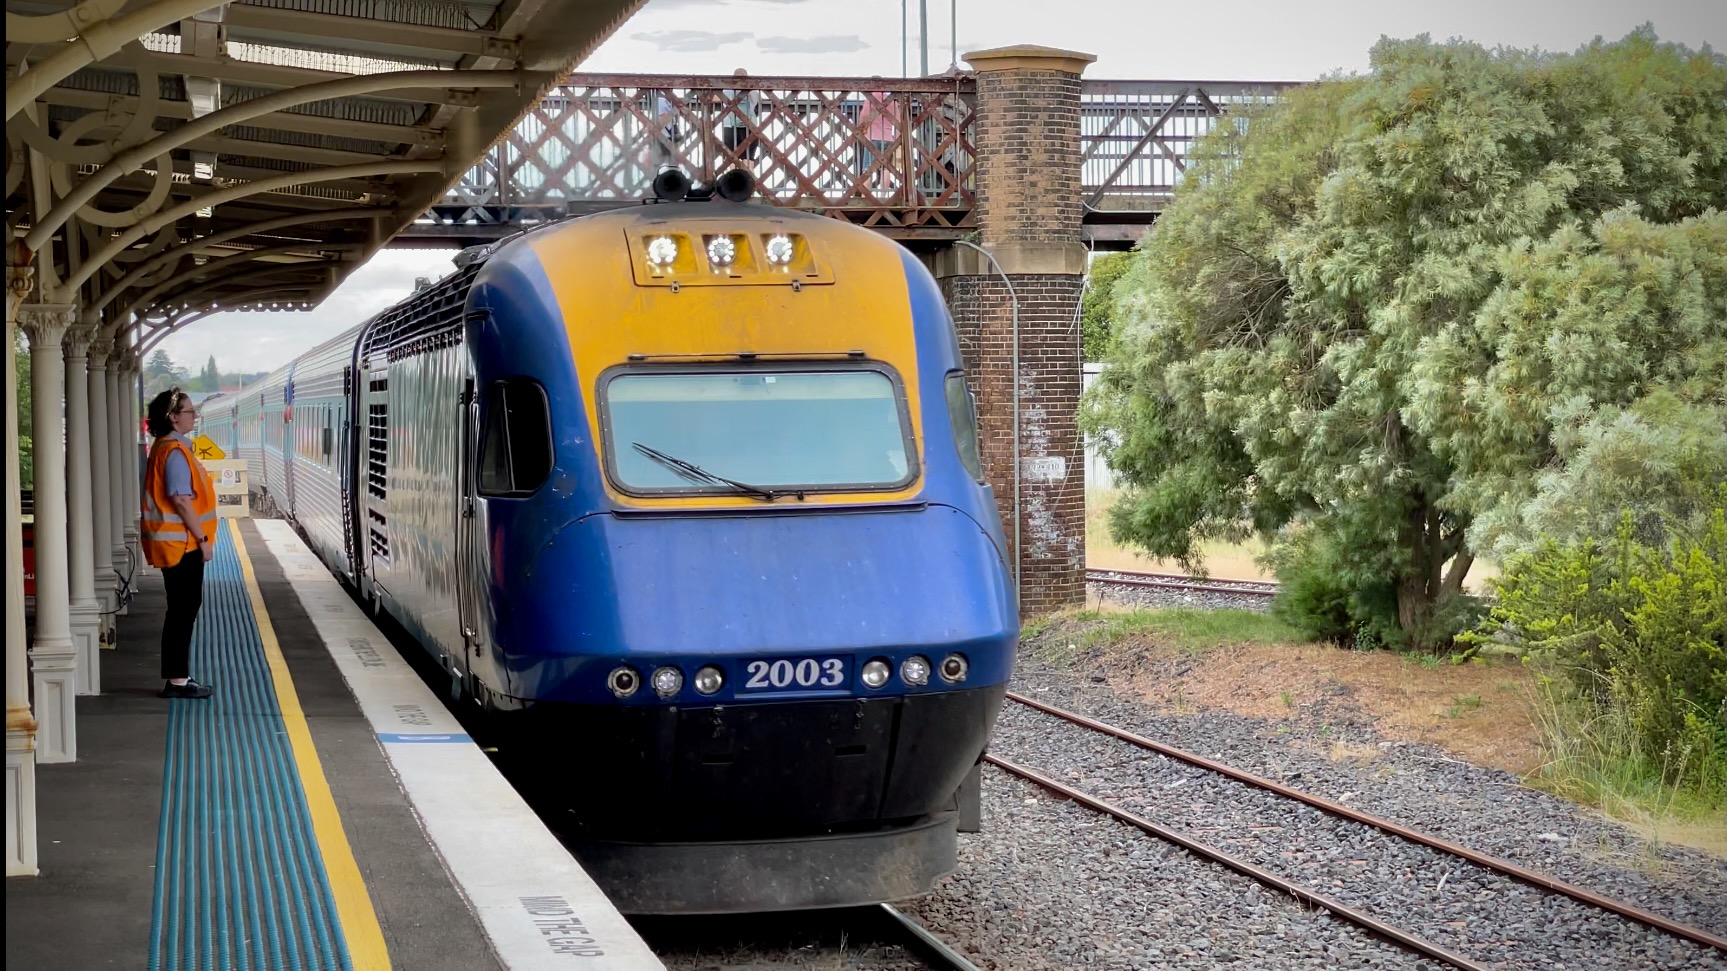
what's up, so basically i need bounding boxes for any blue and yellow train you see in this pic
[203,171,1017,913]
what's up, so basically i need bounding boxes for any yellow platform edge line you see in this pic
[229,522,393,970]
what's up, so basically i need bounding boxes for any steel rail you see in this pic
[876,904,984,971]
[1086,569,1278,598]
[1005,691,1727,955]
[984,754,1491,971]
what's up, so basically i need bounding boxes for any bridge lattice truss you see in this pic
[412,76,1297,245]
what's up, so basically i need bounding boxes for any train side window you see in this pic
[478,379,553,497]
[944,371,984,482]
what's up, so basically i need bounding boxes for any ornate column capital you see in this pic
[87,335,114,367]
[63,319,97,359]
[6,244,35,302]
[17,304,77,347]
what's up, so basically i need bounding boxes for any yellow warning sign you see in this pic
[192,435,226,460]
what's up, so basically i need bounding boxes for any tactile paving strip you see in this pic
[148,523,353,971]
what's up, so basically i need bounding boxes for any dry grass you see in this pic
[1085,488,1498,590]
[1085,489,1273,579]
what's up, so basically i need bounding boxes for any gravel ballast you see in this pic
[1087,575,1277,613]
[911,651,1725,971]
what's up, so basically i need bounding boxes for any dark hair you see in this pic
[147,388,187,438]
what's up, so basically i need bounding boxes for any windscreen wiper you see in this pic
[631,442,795,501]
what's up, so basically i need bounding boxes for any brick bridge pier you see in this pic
[935,46,1094,617]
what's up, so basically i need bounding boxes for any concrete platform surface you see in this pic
[7,518,663,971]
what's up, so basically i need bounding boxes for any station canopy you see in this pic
[6,0,641,337]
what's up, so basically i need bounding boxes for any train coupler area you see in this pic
[567,811,959,915]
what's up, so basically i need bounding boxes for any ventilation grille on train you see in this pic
[366,402,387,499]
[368,508,389,560]
[359,260,483,363]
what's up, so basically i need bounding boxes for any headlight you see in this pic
[651,666,683,698]
[861,659,891,689]
[693,665,724,695]
[706,235,736,267]
[607,666,641,698]
[764,234,794,265]
[939,653,969,683]
[646,236,678,266]
[900,655,931,687]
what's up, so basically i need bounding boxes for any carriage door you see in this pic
[455,374,485,685]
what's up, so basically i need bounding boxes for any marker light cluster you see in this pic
[607,663,727,698]
[706,235,737,267]
[646,236,679,266]
[764,234,795,265]
[857,653,968,689]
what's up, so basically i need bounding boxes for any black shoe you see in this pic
[160,679,214,699]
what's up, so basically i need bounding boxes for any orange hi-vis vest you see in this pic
[141,435,217,568]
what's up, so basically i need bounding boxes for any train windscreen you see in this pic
[602,368,917,495]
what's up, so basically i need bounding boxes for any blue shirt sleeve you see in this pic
[165,449,194,497]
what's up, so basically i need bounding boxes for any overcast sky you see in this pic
[155,0,1725,375]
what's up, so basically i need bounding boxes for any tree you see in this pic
[198,354,220,392]
[1081,252,1136,361]
[1084,29,1726,647]
[143,349,188,397]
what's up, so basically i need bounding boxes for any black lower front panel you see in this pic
[570,812,960,915]
[497,683,1006,842]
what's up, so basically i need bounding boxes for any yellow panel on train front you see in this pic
[529,207,924,510]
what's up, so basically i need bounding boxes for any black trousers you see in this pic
[160,551,205,680]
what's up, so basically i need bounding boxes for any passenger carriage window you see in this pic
[478,379,554,497]
[945,371,985,482]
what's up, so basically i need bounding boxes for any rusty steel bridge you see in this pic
[402,74,1296,248]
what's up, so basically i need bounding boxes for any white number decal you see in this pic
[743,657,847,689]
[821,658,845,686]
[745,660,770,688]
[795,659,819,686]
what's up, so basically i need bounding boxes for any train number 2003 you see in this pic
[743,657,846,690]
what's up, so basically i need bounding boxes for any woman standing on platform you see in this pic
[141,389,216,699]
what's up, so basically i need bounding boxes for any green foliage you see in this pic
[1265,524,1488,651]
[1416,212,1727,559]
[196,354,221,392]
[1266,528,1399,649]
[1475,391,1727,559]
[1081,252,1136,361]
[143,348,188,398]
[1467,505,1726,795]
[1084,29,1727,647]
[1032,608,1303,665]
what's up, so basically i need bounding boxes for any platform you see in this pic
[6,518,664,971]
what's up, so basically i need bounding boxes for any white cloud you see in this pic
[634,29,755,52]
[756,35,870,55]
[584,0,1725,80]
[152,248,459,375]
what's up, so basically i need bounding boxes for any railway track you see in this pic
[988,691,1727,970]
[875,904,986,971]
[1087,568,1279,611]
[629,904,983,970]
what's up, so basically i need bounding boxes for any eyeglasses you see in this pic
[174,407,198,417]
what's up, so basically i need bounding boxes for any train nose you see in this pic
[588,503,1016,657]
